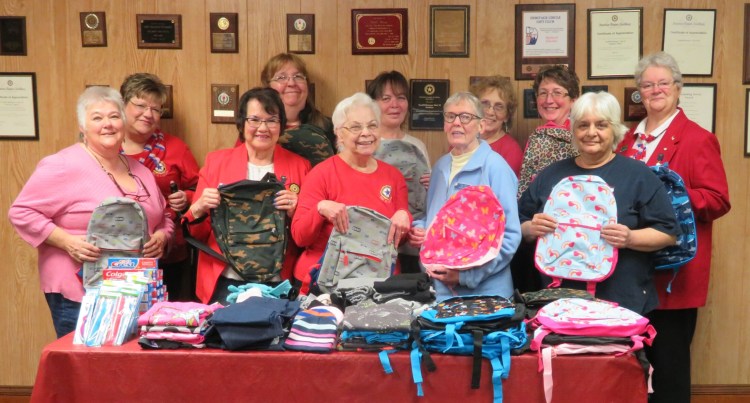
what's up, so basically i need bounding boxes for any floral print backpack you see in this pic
[533,175,618,295]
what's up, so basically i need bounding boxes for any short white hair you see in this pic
[331,92,381,130]
[76,86,126,130]
[569,92,628,151]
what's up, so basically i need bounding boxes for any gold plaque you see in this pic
[79,12,107,47]
[287,14,315,54]
[210,13,238,53]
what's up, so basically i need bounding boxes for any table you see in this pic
[31,334,647,403]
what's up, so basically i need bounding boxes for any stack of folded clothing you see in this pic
[339,299,426,351]
[204,296,300,351]
[283,305,344,353]
[373,273,434,303]
[137,301,224,349]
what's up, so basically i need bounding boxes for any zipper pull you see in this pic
[343,250,349,266]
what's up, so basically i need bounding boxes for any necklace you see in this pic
[86,143,129,174]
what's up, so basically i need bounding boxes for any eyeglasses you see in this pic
[245,116,281,128]
[108,171,151,202]
[270,74,307,84]
[536,90,569,101]
[480,101,507,113]
[129,100,163,117]
[443,112,481,124]
[342,123,378,135]
[639,80,675,93]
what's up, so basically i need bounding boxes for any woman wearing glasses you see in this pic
[291,93,411,293]
[9,86,174,338]
[517,65,580,197]
[185,87,311,304]
[469,76,523,178]
[261,53,336,164]
[408,92,521,301]
[616,52,730,403]
[119,73,200,301]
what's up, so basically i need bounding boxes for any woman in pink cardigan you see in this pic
[8,86,173,338]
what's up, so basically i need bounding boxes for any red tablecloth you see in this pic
[32,334,647,403]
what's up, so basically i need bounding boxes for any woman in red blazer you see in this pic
[184,87,311,304]
[617,52,731,403]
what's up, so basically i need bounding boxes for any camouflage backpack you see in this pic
[208,174,288,282]
[83,197,149,289]
[278,123,335,167]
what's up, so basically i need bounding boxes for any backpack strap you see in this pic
[410,347,425,397]
[586,281,596,297]
[541,346,555,403]
[378,348,399,374]
[471,329,483,389]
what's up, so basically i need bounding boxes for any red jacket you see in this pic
[184,144,311,303]
[617,108,730,309]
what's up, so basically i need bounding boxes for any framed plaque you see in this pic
[137,14,182,49]
[161,85,174,119]
[662,9,716,76]
[80,12,107,47]
[469,76,490,87]
[745,89,750,156]
[210,13,238,53]
[515,4,575,80]
[351,9,408,55]
[680,83,716,133]
[409,79,449,131]
[587,8,642,79]
[0,16,27,56]
[624,87,646,122]
[582,85,609,94]
[430,5,469,58]
[523,89,539,119]
[0,73,38,140]
[287,14,315,54]
[211,84,239,124]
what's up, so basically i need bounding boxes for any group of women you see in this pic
[10,50,729,402]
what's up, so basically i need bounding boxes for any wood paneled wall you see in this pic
[1,0,747,388]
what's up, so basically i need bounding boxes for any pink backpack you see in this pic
[420,185,505,271]
[534,175,618,295]
[528,298,656,403]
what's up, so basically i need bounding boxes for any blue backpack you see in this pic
[410,295,527,403]
[650,163,697,292]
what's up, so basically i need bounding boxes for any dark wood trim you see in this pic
[692,385,750,395]
[0,386,32,396]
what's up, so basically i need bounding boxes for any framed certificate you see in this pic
[351,9,408,55]
[430,5,469,58]
[587,8,642,79]
[515,4,576,80]
[680,83,716,134]
[662,9,716,76]
[0,73,39,140]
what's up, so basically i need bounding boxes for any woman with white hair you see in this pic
[617,52,730,403]
[291,92,411,293]
[408,92,521,301]
[8,86,173,338]
[518,91,679,314]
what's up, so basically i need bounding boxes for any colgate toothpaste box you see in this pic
[106,258,158,270]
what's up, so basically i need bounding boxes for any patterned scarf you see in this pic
[125,131,167,175]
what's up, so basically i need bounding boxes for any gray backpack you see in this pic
[374,139,429,222]
[314,206,397,293]
[82,197,149,289]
